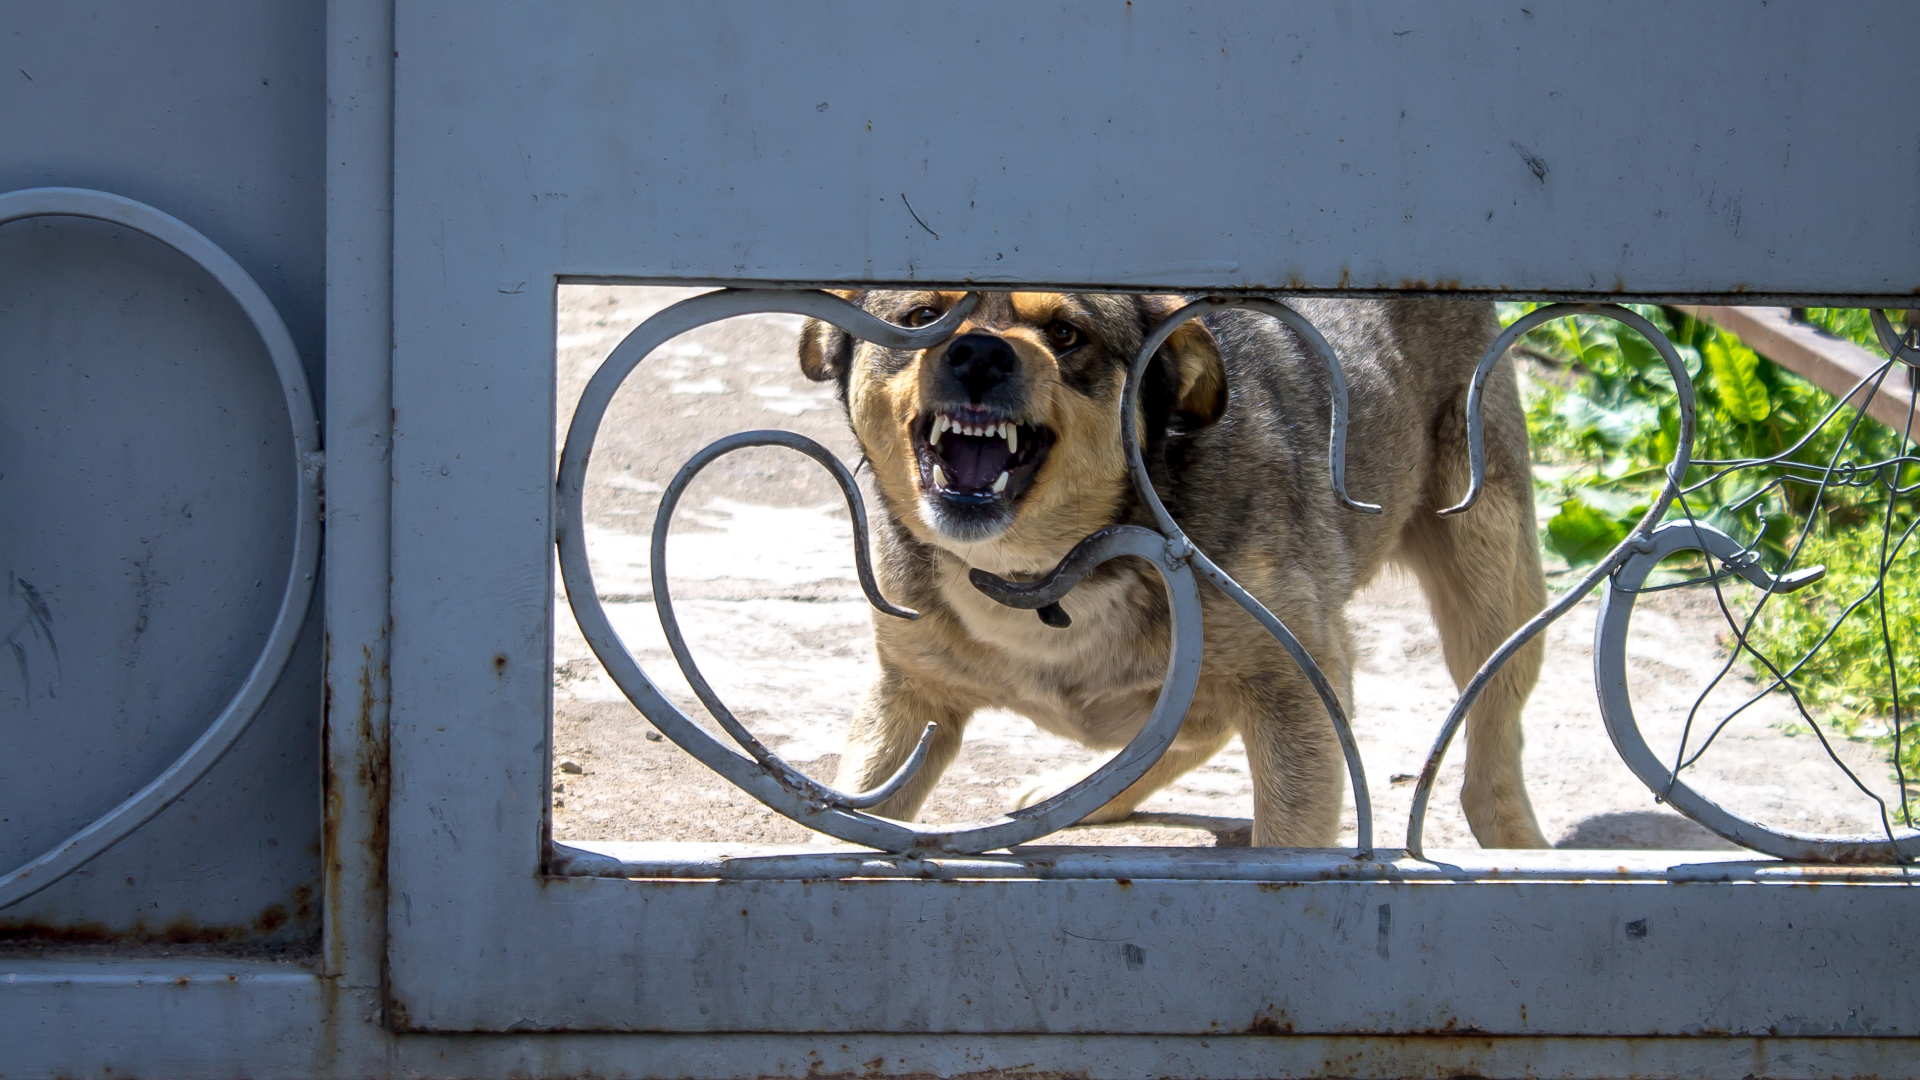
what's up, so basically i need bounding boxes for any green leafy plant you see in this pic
[1505,303,1920,821]
[1753,528,1920,793]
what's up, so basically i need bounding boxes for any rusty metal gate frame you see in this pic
[6,2,1920,1077]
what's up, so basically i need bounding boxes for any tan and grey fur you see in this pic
[798,292,1549,848]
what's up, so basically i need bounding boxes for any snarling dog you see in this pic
[798,292,1549,848]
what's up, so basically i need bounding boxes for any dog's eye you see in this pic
[904,305,943,327]
[1045,321,1083,351]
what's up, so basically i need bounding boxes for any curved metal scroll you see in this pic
[0,187,321,910]
[652,430,934,811]
[1871,309,1920,367]
[556,288,1207,854]
[1079,295,1380,854]
[1596,521,1920,863]
[1406,304,1697,858]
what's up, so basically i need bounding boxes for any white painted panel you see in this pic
[392,1,1919,299]
[385,0,1920,1035]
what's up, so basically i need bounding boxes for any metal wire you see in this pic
[1631,324,1920,860]
[1595,521,1920,863]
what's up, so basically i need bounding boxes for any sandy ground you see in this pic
[550,285,1907,852]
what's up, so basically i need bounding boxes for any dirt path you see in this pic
[551,286,1904,852]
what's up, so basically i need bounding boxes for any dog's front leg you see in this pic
[832,669,973,823]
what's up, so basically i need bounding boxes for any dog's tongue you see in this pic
[939,434,1014,491]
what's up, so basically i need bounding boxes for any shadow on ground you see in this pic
[1555,810,1740,850]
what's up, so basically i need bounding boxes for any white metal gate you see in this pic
[6,2,1919,1076]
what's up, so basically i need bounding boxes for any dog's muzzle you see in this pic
[910,333,1053,532]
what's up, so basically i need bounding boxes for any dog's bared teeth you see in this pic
[1006,424,1017,455]
[991,471,1009,494]
[930,416,946,445]
[932,464,947,489]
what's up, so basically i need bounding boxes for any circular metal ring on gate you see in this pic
[0,187,321,910]
[1595,520,1920,863]
[555,288,1207,854]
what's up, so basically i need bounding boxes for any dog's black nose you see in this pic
[945,333,1018,400]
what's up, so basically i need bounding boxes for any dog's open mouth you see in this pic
[912,408,1052,507]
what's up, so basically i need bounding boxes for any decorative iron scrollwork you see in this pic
[559,290,1920,864]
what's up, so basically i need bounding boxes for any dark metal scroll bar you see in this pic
[652,429,934,810]
[1115,296,1379,856]
[1406,304,1698,859]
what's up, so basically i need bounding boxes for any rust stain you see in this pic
[0,919,116,944]
[771,1060,1090,1068]
[1247,1006,1295,1035]
[359,646,392,892]
[163,912,204,943]
[0,888,315,947]
[253,904,289,935]
[322,633,392,1046]
[1338,266,1352,289]
[1418,1015,1491,1036]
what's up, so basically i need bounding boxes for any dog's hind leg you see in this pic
[1235,670,1348,848]
[1397,380,1550,849]
[832,670,975,823]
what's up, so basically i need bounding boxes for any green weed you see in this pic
[1503,303,1919,819]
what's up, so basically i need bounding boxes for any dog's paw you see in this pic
[804,826,881,849]
[1009,770,1074,811]
[1011,770,1133,824]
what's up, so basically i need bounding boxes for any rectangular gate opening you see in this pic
[547,284,1918,864]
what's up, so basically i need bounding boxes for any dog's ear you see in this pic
[1139,295,1228,432]
[797,290,866,382]
[798,319,852,382]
